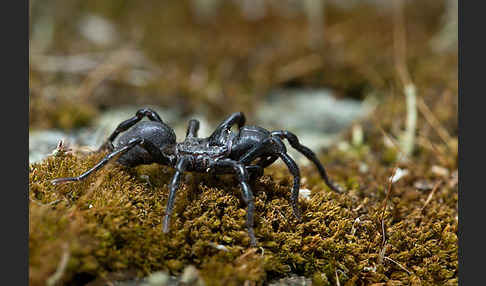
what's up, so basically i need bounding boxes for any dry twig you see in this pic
[46,243,71,286]
[417,96,454,150]
[393,0,417,158]
[416,135,449,166]
[384,256,412,275]
[421,180,443,212]
[380,166,398,247]
[78,48,134,100]
[335,269,341,286]
[377,127,407,257]
[29,196,62,207]
[276,54,323,83]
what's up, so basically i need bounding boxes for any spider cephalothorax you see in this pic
[51,108,343,246]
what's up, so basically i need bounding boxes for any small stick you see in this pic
[377,126,406,247]
[384,256,412,275]
[378,125,405,158]
[417,96,454,149]
[29,196,62,207]
[46,243,71,286]
[378,244,388,266]
[275,208,291,227]
[78,48,133,100]
[416,136,449,166]
[335,269,341,286]
[381,165,398,246]
[393,0,418,158]
[421,180,443,212]
[235,248,258,263]
[259,247,265,257]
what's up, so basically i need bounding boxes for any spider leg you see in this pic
[208,112,246,145]
[238,137,303,219]
[271,131,344,193]
[211,159,257,246]
[245,156,278,180]
[185,119,200,138]
[99,108,165,151]
[162,158,188,233]
[274,145,302,220]
[246,165,264,180]
[238,141,271,165]
[51,138,145,185]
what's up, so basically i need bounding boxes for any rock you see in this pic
[29,130,75,164]
[78,14,119,46]
[29,106,184,164]
[255,88,373,162]
[29,89,372,165]
[268,274,312,286]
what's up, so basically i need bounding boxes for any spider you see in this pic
[51,108,343,246]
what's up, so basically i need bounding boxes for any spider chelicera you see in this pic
[51,108,343,246]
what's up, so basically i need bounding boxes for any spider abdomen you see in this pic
[116,121,176,166]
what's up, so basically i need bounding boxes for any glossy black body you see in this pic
[116,121,176,166]
[51,108,343,246]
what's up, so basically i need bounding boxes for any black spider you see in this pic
[51,108,343,246]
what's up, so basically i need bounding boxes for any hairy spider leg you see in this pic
[208,112,246,145]
[185,119,200,138]
[51,138,146,185]
[238,138,302,220]
[271,131,344,193]
[211,159,257,246]
[162,158,188,233]
[99,108,165,151]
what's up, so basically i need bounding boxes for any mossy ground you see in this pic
[29,99,457,285]
[29,1,457,285]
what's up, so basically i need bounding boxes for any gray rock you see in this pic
[78,14,119,46]
[268,275,313,286]
[28,106,184,164]
[28,106,210,164]
[29,130,76,164]
[29,89,374,165]
[87,105,184,148]
[255,88,374,162]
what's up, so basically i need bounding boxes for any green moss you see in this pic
[29,90,98,130]
[29,129,458,285]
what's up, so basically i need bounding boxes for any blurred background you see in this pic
[29,0,457,163]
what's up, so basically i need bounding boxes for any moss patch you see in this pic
[29,122,457,285]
